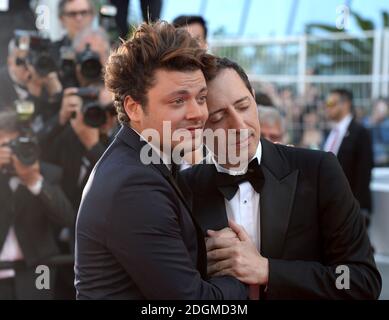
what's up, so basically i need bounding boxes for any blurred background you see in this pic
[0,0,388,299]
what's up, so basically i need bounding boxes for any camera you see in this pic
[5,135,40,166]
[76,44,102,82]
[74,87,107,128]
[14,30,58,77]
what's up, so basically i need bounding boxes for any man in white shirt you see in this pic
[323,89,374,218]
[179,58,381,299]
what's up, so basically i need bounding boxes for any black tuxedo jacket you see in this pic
[75,125,247,299]
[336,119,373,212]
[179,139,381,299]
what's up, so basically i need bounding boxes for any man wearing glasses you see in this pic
[57,0,95,48]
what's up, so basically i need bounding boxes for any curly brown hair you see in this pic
[104,21,216,126]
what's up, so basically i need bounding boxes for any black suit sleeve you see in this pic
[36,179,75,228]
[353,127,373,211]
[106,168,247,300]
[265,152,381,299]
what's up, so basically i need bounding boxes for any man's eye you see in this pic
[197,96,207,104]
[237,104,249,110]
[172,98,185,105]
[209,113,223,123]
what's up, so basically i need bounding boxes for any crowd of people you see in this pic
[0,0,385,300]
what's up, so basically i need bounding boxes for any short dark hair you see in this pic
[104,21,216,126]
[209,57,253,97]
[330,88,353,104]
[58,0,95,17]
[173,15,208,40]
[255,92,273,107]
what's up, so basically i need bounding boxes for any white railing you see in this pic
[209,29,389,105]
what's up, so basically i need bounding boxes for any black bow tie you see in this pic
[215,160,265,200]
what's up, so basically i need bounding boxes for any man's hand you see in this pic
[12,155,42,188]
[0,145,12,168]
[59,88,82,125]
[206,226,239,241]
[71,109,99,150]
[207,219,269,286]
[41,71,63,99]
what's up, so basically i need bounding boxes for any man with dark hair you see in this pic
[75,22,247,300]
[173,15,208,49]
[324,88,374,221]
[179,58,381,299]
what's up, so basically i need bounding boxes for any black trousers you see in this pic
[110,0,162,38]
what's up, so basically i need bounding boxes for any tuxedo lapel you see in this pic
[189,165,229,235]
[337,119,354,158]
[260,139,298,258]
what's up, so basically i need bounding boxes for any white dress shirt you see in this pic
[0,177,43,279]
[323,114,353,155]
[209,142,262,251]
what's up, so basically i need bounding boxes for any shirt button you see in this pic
[243,200,247,204]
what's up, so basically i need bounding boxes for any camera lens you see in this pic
[83,102,107,128]
[81,58,102,81]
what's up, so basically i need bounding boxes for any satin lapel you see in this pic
[152,162,208,278]
[260,167,298,258]
[260,139,299,258]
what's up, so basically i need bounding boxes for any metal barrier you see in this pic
[209,29,389,109]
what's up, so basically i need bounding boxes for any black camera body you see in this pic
[28,35,58,77]
[76,44,102,83]
[14,30,58,77]
[74,87,107,128]
[6,135,40,166]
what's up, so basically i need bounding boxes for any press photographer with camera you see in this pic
[0,35,62,109]
[46,84,117,300]
[0,109,75,300]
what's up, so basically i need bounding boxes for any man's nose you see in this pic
[228,108,246,130]
[186,100,206,121]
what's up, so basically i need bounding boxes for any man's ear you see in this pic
[124,95,143,123]
[252,88,256,100]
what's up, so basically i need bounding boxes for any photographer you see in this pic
[49,85,117,210]
[46,85,117,299]
[0,109,75,300]
[72,27,110,87]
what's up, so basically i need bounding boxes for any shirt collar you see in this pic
[333,114,353,134]
[209,140,262,176]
